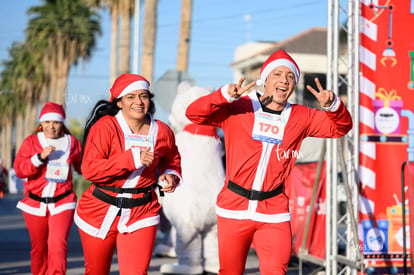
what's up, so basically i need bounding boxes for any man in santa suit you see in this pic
[186,49,353,275]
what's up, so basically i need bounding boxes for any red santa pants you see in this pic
[23,209,74,275]
[217,216,292,275]
[78,216,157,275]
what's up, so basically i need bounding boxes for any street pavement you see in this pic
[0,194,320,274]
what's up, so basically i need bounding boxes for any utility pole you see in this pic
[133,0,141,74]
[177,0,192,72]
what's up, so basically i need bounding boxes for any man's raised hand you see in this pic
[306,77,335,108]
[227,77,256,99]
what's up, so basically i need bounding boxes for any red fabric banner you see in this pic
[285,162,326,259]
[359,1,414,272]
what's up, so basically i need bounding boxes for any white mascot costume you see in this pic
[159,82,225,275]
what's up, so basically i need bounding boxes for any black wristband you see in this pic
[37,153,46,162]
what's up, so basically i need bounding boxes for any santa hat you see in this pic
[39,102,66,122]
[110,73,151,102]
[256,49,300,86]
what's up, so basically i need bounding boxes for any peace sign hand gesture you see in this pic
[227,77,256,99]
[306,77,335,108]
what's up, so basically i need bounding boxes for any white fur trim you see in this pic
[220,84,239,102]
[322,95,340,111]
[74,206,120,239]
[117,80,150,99]
[131,147,144,169]
[118,215,160,233]
[260,59,300,85]
[74,211,101,237]
[16,201,47,216]
[39,112,64,122]
[48,202,76,215]
[31,154,44,167]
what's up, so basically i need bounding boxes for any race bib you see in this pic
[125,134,152,152]
[252,111,285,145]
[45,161,69,183]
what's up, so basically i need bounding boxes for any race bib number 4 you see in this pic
[46,161,69,183]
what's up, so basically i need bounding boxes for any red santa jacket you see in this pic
[14,132,82,216]
[75,113,181,239]
[186,86,353,223]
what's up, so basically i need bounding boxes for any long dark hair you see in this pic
[82,99,120,149]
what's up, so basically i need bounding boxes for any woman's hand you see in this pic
[158,173,179,193]
[40,145,56,160]
[140,147,154,167]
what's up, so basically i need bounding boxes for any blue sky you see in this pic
[0,0,328,122]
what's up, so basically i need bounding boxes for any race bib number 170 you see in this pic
[252,112,285,145]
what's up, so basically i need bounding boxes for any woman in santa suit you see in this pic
[14,101,82,275]
[74,73,181,275]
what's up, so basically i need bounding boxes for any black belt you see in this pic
[92,185,152,208]
[93,184,153,194]
[29,190,72,204]
[227,180,283,201]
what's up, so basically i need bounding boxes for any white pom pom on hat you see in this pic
[110,73,151,102]
[258,49,300,86]
[39,102,66,122]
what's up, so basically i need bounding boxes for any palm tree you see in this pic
[0,0,101,167]
[0,88,17,169]
[119,0,134,75]
[0,40,47,166]
[5,43,29,150]
[0,47,22,169]
[141,0,158,83]
[177,0,192,72]
[0,92,15,169]
[0,44,26,167]
[109,1,120,85]
[26,0,101,105]
[86,0,157,86]
[83,0,132,87]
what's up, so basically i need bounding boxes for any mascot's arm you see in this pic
[186,87,232,128]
